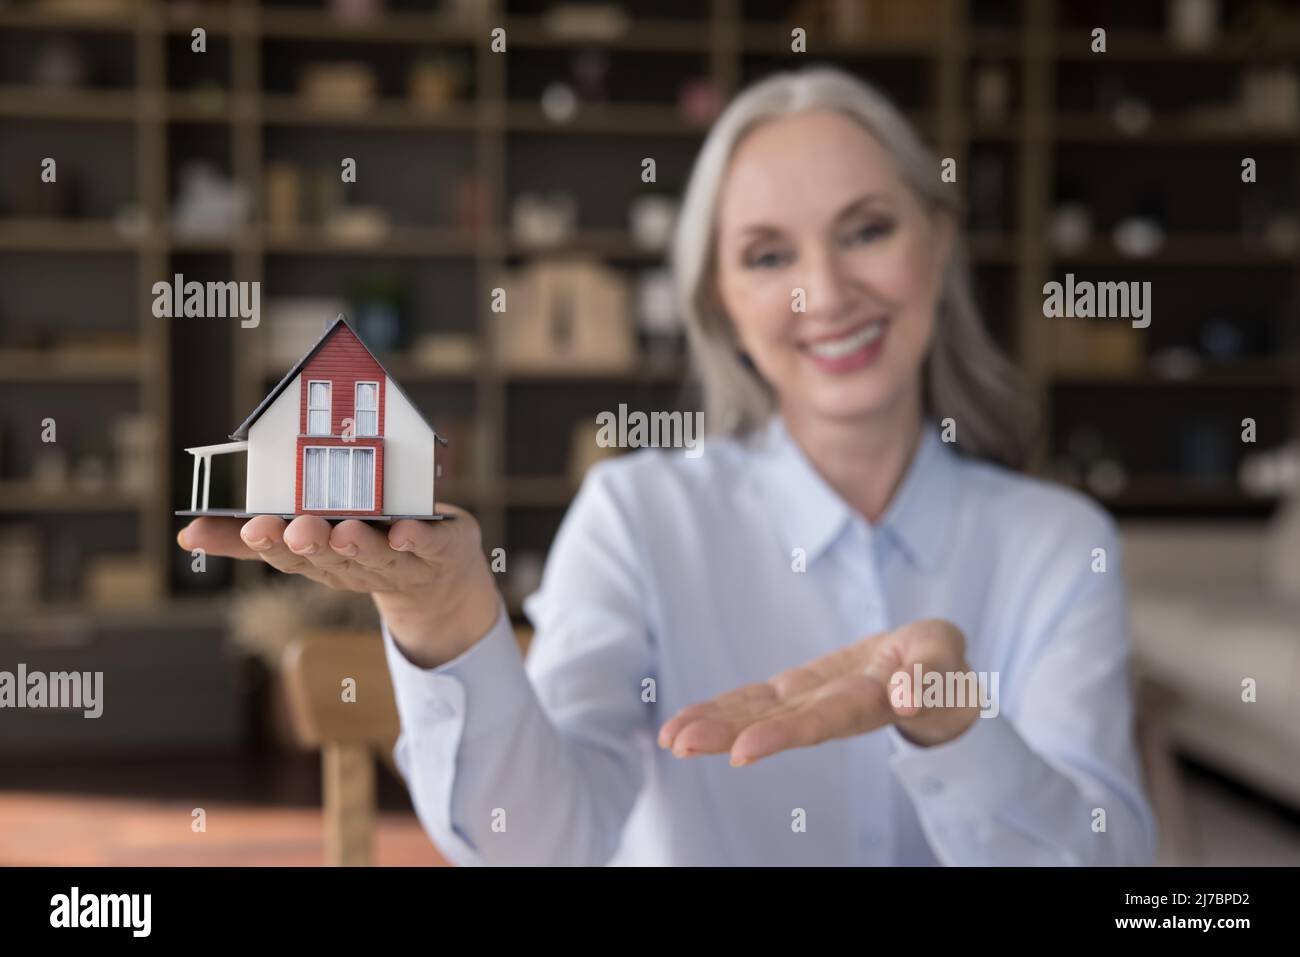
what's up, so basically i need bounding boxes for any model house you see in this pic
[177,315,447,521]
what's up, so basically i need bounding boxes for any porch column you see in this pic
[191,454,201,511]
[201,453,213,511]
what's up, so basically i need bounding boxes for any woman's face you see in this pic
[714,109,953,428]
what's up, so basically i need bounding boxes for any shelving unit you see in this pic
[2,0,1297,633]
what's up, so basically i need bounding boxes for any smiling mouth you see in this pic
[801,319,888,359]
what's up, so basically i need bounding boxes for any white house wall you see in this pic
[246,372,301,514]
[383,376,435,516]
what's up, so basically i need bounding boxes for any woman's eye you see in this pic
[846,220,894,245]
[744,249,791,270]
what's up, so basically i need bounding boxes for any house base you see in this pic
[174,509,452,523]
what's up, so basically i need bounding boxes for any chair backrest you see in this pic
[281,632,400,749]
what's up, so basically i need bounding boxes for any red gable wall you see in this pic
[292,324,388,516]
[298,324,387,438]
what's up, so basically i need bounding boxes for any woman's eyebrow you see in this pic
[735,222,782,239]
[834,193,889,218]
[733,193,890,237]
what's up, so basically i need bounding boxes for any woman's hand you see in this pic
[657,618,980,766]
[176,506,501,669]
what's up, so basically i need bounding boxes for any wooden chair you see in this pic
[281,631,400,867]
[1134,673,1194,864]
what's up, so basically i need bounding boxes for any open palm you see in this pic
[657,618,979,766]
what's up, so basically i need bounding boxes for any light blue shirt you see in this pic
[381,415,1157,866]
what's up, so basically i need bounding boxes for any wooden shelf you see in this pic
[0,597,227,635]
[1052,30,1300,61]
[361,358,685,385]
[505,16,711,52]
[1052,112,1299,143]
[1052,360,1300,389]
[0,6,136,32]
[258,94,479,130]
[165,93,240,123]
[160,6,235,36]
[258,7,479,43]
[0,219,141,252]
[740,24,934,56]
[0,350,146,382]
[504,101,705,136]
[145,226,483,256]
[0,481,147,513]
[0,85,137,121]
[504,228,667,260]
[260,226,481,257]
[1049,235,1300,266]
[378,358,480,384]
[504,365,687,384]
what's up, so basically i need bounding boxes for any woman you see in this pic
[179,67,1156,866]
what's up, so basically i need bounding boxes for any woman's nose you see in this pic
[796,247,854,318]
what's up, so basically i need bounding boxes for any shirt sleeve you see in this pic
[381,461,655,866]
[886,509,1158,866]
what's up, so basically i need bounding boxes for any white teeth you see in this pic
[806,321,885,359]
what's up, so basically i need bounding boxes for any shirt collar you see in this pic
[754,414,959,572]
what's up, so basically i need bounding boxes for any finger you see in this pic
[176,517,259,559]
[387,510,463,565]
[667,689,792,757]
[240,516,316,576]
[656,683,777,751]
[281,515,351,571]
[667,714,748,757]
[731,674,892,766]
[330,519,425,580]
[656,702,717,750]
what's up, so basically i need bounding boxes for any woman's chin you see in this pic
[793,373,902,421]
[798,393,903,426]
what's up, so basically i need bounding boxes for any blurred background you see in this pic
[0,0,1298,866]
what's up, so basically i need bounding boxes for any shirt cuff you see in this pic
[380,598,531,746]
[887,713,1039,818]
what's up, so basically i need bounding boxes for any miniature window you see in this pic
[303,447,327,509]
[303,446,374,511]
[355,382,378,437]
[307,381,331,435]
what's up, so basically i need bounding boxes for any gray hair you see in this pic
[669,65,1036,470]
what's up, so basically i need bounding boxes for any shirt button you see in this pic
[429,700,455,719]
[919,776,944,796]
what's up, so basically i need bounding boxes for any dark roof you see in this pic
[230,314,449,445]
